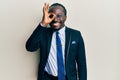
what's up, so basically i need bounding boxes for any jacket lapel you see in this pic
[65,27,71,63]
[47,29,53,56]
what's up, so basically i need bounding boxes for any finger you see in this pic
[43,3,46,12]
[44,3,48,10]
[45,3,49,13]
[49,13,56,20]
[44,3,49,12]
[44,3,47,7]
[46,3,49,11]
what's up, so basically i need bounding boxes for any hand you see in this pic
[41,3,56,27]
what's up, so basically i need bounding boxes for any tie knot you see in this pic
[56,31,62,46]
[56,31,59,35]
[56,31,60,38]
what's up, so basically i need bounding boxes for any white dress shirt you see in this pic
[45,26,66,76]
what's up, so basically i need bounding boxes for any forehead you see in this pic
[49,6,64,14]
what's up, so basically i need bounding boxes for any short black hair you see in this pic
[49,3,67,16]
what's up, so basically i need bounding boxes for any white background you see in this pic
[0,0,119,80]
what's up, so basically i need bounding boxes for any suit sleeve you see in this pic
[76,32,87,80]
[25,24,47,52]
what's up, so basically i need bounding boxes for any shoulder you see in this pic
[66,27,82,35]
[66,27,84,43]
[66,27,85,44]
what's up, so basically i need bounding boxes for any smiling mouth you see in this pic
[53,22,60,27]
[50,21,61,26]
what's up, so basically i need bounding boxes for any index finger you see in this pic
[49,13,56,19]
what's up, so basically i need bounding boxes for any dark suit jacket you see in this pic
[26,24,87,80]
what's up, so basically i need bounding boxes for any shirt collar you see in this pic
[58,26,66,35]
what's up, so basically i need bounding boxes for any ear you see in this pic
[64,16,67,21]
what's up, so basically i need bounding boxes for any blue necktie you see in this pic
[56,31,66,80]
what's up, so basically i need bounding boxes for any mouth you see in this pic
[50,21,61,27]
[53,22,60,27]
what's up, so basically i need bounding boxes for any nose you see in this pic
[54,15,60,22]
[54,17,58,22]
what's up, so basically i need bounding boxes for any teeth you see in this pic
[53,23,60,27]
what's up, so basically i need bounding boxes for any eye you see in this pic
[56,14,63,18]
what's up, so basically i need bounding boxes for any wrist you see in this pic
[41,21,48,27]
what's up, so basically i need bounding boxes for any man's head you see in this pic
[49,3,67,30]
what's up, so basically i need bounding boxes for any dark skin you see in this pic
[41,3,67,30]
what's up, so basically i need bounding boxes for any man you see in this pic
[26,3,87,80]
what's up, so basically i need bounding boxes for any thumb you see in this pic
[49,13,56,20]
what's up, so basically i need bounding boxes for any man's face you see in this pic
[49,6,67,30]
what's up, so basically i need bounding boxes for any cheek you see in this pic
[60,19,66,23]
[62,17,66,22]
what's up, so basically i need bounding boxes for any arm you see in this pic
[76,32,87,80]
[26,3,55,52]
[25,24,47,52]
